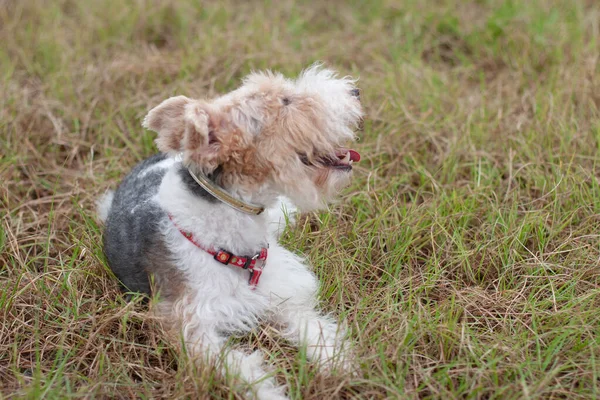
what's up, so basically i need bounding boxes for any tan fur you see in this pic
[314,168,331,188]
[143,96,191,153]
[144,66,363,210]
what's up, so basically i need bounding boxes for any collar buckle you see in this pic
[243,254,257,269]
[253,253,267,269]
[248,249,267,287]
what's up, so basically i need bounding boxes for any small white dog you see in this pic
[98,64,363,399]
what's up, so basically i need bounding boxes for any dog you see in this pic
[97,64,363,399]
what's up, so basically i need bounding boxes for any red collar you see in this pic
[168,215,268,288]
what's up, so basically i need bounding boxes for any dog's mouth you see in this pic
[299,149,361,171]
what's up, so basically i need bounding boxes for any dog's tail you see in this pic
[96,190,115,223]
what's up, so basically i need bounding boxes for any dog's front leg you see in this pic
[155,302,285,400]
[260,247,354,373]
[182,327,288,400]
[276,307,353,373]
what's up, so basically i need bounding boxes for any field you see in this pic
[2,0,600,398]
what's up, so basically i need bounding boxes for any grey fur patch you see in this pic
[103,154,179,295]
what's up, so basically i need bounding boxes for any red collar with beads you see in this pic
[168,214,268,288]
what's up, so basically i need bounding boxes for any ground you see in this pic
[1,0,600,399]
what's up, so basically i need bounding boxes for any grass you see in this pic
[1,0,600,398]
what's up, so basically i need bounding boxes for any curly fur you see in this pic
[101,64,363,399]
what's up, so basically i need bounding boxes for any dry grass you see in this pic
[2,0,600,398]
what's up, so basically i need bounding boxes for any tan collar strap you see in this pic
[186,167,265,215]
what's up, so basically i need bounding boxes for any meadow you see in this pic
[2,0,600,398]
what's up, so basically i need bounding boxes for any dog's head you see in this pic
[143,64,363,210]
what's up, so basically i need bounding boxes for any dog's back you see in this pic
[102,153,171,294]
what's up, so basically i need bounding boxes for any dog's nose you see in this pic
[350,89,360,98]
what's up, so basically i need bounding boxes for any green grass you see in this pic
[2,0,600,398]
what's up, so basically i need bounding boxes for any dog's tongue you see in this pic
[348,149,361,162]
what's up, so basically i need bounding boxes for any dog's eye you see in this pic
[282,97,291,106]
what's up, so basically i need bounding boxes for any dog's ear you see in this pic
[143,96,220,160]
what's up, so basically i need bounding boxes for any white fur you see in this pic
[153,163,351,399]
[108,65,361,399]
[296,63,362,143]
[266,196,297,239]
[96,190,114,223]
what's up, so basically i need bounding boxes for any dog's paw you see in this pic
[253,385,289,400]
[240,350,289,400]
[312,341,357,375]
